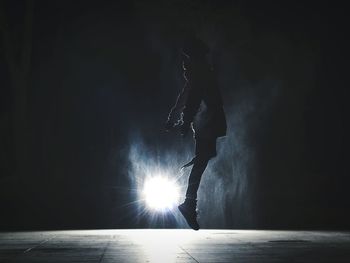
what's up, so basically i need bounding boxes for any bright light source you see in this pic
[143,176,180,211]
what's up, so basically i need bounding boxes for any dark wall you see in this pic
[0,0,347,230]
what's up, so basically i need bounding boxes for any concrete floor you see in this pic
[0,230,350,263]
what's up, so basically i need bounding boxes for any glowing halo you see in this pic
[143,176,180,211]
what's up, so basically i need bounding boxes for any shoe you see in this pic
[178,201,200,231]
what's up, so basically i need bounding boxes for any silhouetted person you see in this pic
[165,32,226,230]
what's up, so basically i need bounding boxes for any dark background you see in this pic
[0,0,347,230]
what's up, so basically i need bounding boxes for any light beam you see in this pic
[143,176,180,212]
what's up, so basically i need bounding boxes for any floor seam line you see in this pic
[179,245,200,263]
[23,235,57,254]
[98,235,112,263]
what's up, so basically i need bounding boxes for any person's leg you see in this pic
[185,137,217,200]
[185,157,209,200]
[179,138,217,230]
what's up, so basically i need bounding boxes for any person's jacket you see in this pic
[167,36,227,139]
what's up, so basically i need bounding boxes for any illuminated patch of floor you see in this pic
[0,229,350,262]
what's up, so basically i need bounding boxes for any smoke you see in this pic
[121,16,284,228]
[125,87,277,229]
[125,63,280,229]
[199,74,281,228]
[127,133,193,228]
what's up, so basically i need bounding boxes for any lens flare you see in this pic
[143,176,180,211]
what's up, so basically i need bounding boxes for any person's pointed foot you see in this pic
[178,201,200,231]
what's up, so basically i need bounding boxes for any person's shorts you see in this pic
[195,137,217,160]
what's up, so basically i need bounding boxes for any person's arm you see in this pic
[165,83,189,131]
